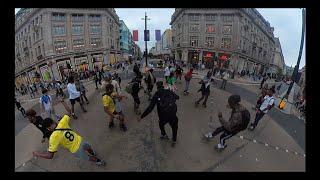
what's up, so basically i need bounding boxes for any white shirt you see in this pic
[67,83,80,99]
[111,80,120,94]
[39,95,52,111]
[259,95,274,113]
[164,67,171,76]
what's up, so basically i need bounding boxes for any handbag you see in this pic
[279,98,286,109]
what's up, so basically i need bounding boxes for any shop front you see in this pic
[74,56,89,73]
[188,50,200,65]
[218,53,231,68]
[56,59,71,80]
[39,64,52,82]
[203,51,215,68]
[109,53,116,65]
[92,54,103,70]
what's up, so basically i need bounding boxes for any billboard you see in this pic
[155,30,161,41]
[144,30,150,41]
[133,30,138,41]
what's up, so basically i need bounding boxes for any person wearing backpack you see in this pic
[145,68,156,100]
[139,81,180,147]
[32,115,105,166]
[248,88,275,131]
[203,95,249,151]
[127,76,143,115]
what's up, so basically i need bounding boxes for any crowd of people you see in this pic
[16,59,288,168]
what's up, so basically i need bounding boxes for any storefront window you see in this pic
[222,25,232,34]
[189,36,198,47]
[221,37,231,49]
[206,24,216,33]
[205,37,214,47]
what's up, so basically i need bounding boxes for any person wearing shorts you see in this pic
[32,115,105,166]
[102,83,127,131]
[67,76,87,119]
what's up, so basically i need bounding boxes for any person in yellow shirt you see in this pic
[32,115,105,166]
[102,83,127,131]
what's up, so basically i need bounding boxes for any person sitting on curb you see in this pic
[32,115,106,166]
[204,95,250,151]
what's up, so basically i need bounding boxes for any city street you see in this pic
[15,69,305,171]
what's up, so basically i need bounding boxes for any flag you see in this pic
[155,30,161,41]
[144,30,150,41]
[133,30,138,41]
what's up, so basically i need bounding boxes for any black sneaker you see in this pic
[202,104,207,108]
[83,109,87,113]
[109,121,115,128]
[195,102,199,107]
[160,135,169,140]
[95,159,106,166]
[171,141,177,147]
[86,101,89,104]
[72,113,78,119]
[120,124,128,132]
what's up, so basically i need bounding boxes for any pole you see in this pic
[145,12,148,68]
[285,8,305,98]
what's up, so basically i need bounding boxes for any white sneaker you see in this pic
[204,133,213,139]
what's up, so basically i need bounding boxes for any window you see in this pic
[40,28,43,38]
[90,37,101,47]
[90,25,101,34]
[205,37,214,47]
[28,25,30,32]
[206,24,216,33]
[73,39,84,49]
[54,40,67,53]
[221,14,233,22]
[40,15,42,23]
[42,44,45,56]
[189,36,198,47]
[189,14,200,21]
[38,46,41,55]
[189,24,199,32]
[72,24,84,35]
[205,14,217,21]
[52,13,66,21]
[35,17,38,25]
[52,25,66,36]
[72,14,84,21]
[221,37,231,49]
[89,14,101,22]
[222,25,232,34]
[120,36,122,39]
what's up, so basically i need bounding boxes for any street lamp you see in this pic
[141,12,150,68]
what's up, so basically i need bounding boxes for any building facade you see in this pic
[161,29,173,60]
[170,8,276,74]
[269,37,285,78]
[119,20,134,61]
[15,8,121,86]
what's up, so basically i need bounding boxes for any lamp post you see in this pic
[141,12,150,68]
[285,8,305,99]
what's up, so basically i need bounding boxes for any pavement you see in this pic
[15,66,305,171]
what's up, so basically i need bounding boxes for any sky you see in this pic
[15,8,305,68]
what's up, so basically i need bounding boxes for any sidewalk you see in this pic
[15,77,305,171]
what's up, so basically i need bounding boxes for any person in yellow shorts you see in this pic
[102,83,127,131]
[32,115,105,166]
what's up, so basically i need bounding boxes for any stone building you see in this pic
[170,8,276,74]
[15,8,121,86]
[269,37,285,78]
[120,20,134,61]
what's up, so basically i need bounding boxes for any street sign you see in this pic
[144,30,150,41]
[155,30,161,41]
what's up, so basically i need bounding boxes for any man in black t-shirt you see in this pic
[26,109,53,143]
[15,98,26,117]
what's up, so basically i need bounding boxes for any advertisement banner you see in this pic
[133,30,138,41]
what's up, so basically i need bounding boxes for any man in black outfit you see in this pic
[15,98,26,117]
[130,75,143,114]
[139,81,180,147]
[25,108,52,143]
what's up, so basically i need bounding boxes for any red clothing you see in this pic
[186,70,193,77]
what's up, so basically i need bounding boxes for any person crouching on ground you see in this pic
[204,95,249,151]
[32,115,105,166]
[102,83,128,131]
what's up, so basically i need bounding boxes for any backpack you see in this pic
[238,109,251,131]
[158,89,177,113]
[125,82,136,94]
[41,95,51,105]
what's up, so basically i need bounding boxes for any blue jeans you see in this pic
[252,110,265,128]
[184,80,190,92]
